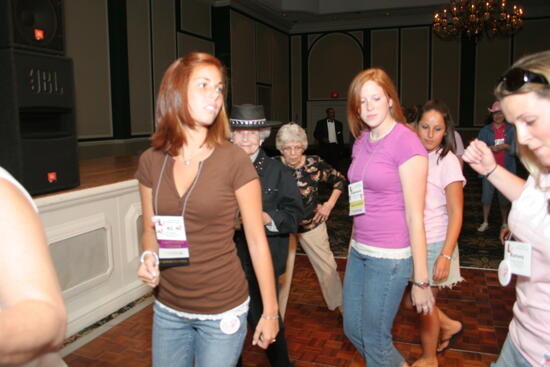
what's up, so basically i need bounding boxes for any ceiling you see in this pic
[215,0,549,32]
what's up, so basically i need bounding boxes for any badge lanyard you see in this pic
[498,240,532,286]
[348,138,385,216]
[152,155,204,268]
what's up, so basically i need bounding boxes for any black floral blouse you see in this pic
[277,155,346,233]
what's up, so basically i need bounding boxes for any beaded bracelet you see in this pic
[440,254,452,261]
[261,314,279,320]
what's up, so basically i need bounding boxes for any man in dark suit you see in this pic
[314,107,345,168]
[230,104,303,367]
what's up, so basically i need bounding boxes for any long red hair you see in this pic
[151,53,229,155]
[347,68,405,139]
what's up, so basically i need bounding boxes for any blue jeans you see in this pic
[343,247,412,367]
[491,334,532,367]
[152,302,248,367]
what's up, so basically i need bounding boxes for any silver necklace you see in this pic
[370,122,396,142]
[181,146,205,166]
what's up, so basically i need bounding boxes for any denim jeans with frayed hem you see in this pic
[343,247,412,367]
[152,302,247,367]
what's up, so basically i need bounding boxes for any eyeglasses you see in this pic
[282,145,304,153]
[500,68,549,92]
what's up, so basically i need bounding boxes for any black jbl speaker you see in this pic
[0,0,64,55]
[0,48,79,195]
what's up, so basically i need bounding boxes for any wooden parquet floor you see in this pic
[64,255,513,366]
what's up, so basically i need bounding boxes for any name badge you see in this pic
[498,240,531,286]
[348,181,365,216]
[494,138,505,145]
[154,215,190,268]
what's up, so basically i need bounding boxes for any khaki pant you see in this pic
[298,222,343,311]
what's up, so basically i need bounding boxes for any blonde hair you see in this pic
[276,123,308,152]
[347,68,405,139]
[495,50,550,185]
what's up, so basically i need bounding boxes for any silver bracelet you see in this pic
[261,314,279,320]
[440,254,452,260]
[140,250,159,265]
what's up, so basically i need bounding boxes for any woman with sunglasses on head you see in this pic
[136,53,278,366]
[463,50,550,367]
[407,100,465,367]
[344,68,434,367]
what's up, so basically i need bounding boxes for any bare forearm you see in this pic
[442,211,462,256]
[248,240,278,316]
[486,165,525,202]
[326,189,342,208]
[141,230,159,252]
[409,218,429,282]
[0,300,65,365]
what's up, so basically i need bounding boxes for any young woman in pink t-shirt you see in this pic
[464,50,550,367]
[408,100,466,366]
[344,68,434,367]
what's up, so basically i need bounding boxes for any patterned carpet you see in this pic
[300,163,518,270]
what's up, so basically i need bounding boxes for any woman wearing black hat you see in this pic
[135,53,279,366]
[230,104,303,367]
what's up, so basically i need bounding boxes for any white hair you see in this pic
[275,123,308,152]
[229,128,271,142]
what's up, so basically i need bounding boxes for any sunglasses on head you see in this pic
[500,68,549,92]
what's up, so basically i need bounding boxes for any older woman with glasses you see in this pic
[463,50,550,367]
[275,123,346,314]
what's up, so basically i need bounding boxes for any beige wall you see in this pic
[370,29,399,85]
[308,33,363,100]
[431,37,461,125]
[65,0,112,139]
[66,1,550,146]
[400,27,429,108]
[126,0,154,136]
[475,38,511,126]
[230,10,290,121]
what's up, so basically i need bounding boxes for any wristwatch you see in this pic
[412,281,430,289]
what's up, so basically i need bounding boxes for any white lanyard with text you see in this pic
[348,136,385,216]
[153,155,203,268]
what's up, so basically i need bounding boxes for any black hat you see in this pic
[229,104,282,129]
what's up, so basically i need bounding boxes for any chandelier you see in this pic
[433,0,524,40]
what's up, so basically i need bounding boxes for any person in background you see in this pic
[408,100,465,367]
[0,166,67,367]
[463,50,550,367]
[230,104,303,367]
[276,123,345,314]
[344,67,434,367]
[476,101,517,232]
[136,53,279,367]
[314,107,345,169]
[404,104,422,130]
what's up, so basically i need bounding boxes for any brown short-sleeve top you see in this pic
[136,143,258,314]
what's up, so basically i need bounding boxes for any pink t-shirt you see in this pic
[507,173,550,366]
[348,123,427,249]
[424,150,466,244]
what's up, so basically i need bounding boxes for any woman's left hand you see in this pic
[433,256,450,282]
[252,317,279,349]
[313,202,333,223]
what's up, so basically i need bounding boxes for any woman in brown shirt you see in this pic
[136,53,278,366]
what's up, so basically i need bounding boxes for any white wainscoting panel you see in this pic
[35,179,149,337]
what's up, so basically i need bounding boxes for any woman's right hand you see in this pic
[137,253,160,288]
[411,286,435,315]
[463,139,497,176]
